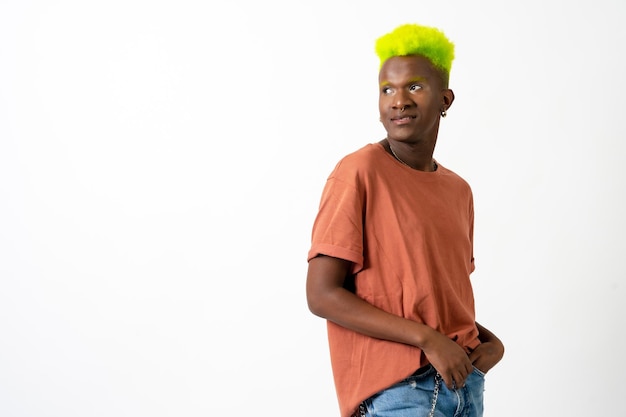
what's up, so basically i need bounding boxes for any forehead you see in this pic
[378,55,441,85]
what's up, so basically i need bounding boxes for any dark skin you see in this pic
[306,55,504,390]
[378,55,452,170]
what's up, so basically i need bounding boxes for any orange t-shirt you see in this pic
[308,143,480,417]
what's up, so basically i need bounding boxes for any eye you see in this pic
[409,84,422,92]
[381,86,393,95]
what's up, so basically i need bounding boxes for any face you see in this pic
[378,55,454,144]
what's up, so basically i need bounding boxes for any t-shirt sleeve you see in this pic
[307,173,365,274]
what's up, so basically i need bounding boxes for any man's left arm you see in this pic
[469,322,505,374]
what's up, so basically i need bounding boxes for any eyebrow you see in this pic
[379,76,427,87]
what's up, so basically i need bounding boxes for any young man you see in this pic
[306,24,504,417]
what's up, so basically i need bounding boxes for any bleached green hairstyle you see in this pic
[375,23,455,83]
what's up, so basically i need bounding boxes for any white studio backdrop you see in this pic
[1,1,625,416]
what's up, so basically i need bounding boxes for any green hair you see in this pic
[375,23,455,78]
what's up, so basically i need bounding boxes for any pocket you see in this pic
[472,366,486,378]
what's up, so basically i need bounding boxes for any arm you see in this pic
[469,322,505,374]
[306,254,474,389]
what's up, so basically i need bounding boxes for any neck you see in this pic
[384,139,437,172]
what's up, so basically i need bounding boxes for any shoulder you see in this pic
[436,163,474,194]
[330,143,384,179]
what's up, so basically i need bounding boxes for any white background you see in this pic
[1,1,625,416]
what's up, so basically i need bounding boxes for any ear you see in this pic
[442,89,455,112]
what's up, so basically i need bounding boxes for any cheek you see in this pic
[378,98,387,114]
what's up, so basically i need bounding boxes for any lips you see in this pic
[391,115,416,125]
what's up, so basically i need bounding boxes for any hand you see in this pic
[421,330,474,390]
[468,340,504,374]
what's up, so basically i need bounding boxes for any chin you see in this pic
[386,129,417,142]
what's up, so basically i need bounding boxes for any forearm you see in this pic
[307,255,439,349]
[469,322,505,372]
[311,283,482,390]
[476,322,503,346]
[309,285,436,349]
[307,255,486,389]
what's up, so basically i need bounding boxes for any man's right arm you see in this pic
[306,254,474,389]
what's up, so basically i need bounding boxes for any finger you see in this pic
[442,373,455,390]
[450,370,465,389]
[452,372,465,389]
[465,361,474,375]
[454,366,471,388]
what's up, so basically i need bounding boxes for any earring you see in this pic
[440,109,447,118]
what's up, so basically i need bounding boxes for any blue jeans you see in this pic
[357,365,485,417]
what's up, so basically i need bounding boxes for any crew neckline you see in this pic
[373,142,441,175]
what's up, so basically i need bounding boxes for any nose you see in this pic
[392,90,412,111]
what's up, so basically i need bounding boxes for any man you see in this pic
[306,23,504,417]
